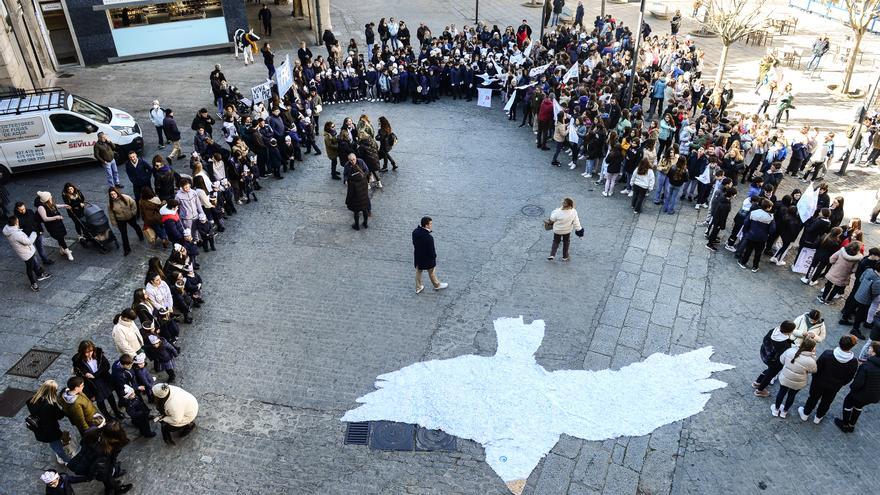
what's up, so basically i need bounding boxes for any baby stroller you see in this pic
[71,203,119,253]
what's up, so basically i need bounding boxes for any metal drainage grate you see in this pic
[0,387,34,417]
[369,421,415,451]
[521,204,545,217]
[344,422,370,445]
[415,427,457,452]
[6,349,61,378]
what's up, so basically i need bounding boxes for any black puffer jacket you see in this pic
[26,397,65,443]
[345,172,370,212]
[810,349,858,391]
[356,139,381,172]
[848,355,880,404]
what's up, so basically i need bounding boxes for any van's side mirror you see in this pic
[85,125,96,134]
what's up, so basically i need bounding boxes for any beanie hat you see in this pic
[148,334,160,345]
[36,191,52,203]
[134,353,146,364]
[152,383,170,399]
[123,385,135,398]
[40,471,59,484]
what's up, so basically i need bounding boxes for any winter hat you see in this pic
[172,242,183,252]
[123,385,136,398]
[152,383,170,399]
[141,319,155,331]
[92,413,106,428]
[152,100,160,106]
[149,334,160,345]
[134,353,146,364]
[182,228,191,237]
[36,191,51,203]
[40,471,59,484]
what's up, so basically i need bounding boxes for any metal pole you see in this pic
[475,0,479,24]
[539,0,545,41]
[601,0,606,18]
[314,0,322,46]
[838,71,880,175]
[624,0,647,108]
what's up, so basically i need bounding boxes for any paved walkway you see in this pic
[1,1,880,494]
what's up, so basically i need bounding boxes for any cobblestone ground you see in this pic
[2,1,880,494]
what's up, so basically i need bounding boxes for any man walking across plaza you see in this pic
[258,3,272,36]
[93,132,121,188]
[413,216,448,294]
[805,36,829,72]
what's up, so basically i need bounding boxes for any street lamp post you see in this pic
[476,0,479,24]
[624,0,647,108]
[539,0,548,40]
[838,69,880,176]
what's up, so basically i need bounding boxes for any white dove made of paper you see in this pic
[342,316,733,486]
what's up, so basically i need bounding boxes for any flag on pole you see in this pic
[529,63,551,78]
[552,99,563,121]
[562,63,579,84]
[523,41,533,59]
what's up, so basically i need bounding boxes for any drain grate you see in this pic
[415,427,457,452]
[521,204,545,217]
[369,421,415,451]
[6,349,61,378]
[344,422,370,445]
[0,387,33,417]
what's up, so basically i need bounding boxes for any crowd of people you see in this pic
[5,5,880,493]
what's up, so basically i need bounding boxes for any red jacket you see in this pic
[537,98,554,123]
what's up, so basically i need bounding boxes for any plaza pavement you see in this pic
[1,0,880,494]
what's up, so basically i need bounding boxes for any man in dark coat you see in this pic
[836,340,880,432]
[162,109,183,161]
[412,216,448,294]
[124,150,153,202]
[345,162,370,231]
[258,3,272,36]
[14,201,52,265]
[799,335,858,423]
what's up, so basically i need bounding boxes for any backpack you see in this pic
[390,132,398,147]
[759,329,776,365]
[25,414,39,432]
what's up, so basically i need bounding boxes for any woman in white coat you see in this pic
[773,339,817,418]
[547,197,583,262]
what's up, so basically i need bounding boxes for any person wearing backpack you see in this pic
[753,320,795,397]
[27,380,72,465]
[772,338,818,418]
[377,116,398,171]
[798,335,858,423]
[836,340,880,432]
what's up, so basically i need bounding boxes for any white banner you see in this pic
[552,99,563,121]
[562,63,579,84]
[797,182,818,222]
[275,54,294,96]
[504,90,517,112]
[251,81,273,104]
[477,88,493,108]
[529,63,551,78]
[523,40,533,59]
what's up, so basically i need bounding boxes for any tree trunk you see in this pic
[712,43,731,105]
[601,0,606,17]
[841,29,865,95]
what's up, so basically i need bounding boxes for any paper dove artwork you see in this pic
[342,317,733,493]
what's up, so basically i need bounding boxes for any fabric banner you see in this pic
[797,183,818,222]
[529,63,551,78]
[251,81,273,103]
[562,63,579,83]
[478,88,493,108]
[504,90,517,112]
[791,248,815,274]
[522,41,533,59]
[275,54,294,96]
[510,53,525,66]
[696,165,711,184]
[552,99,563,121]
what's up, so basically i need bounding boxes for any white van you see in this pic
[0,88,144,182]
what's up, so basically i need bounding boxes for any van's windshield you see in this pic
[68,95,112,124]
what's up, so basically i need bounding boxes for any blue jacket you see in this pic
[651,80,666,99]
[110,360,137,397]
[742,209,776,242]
[125,158,153,188]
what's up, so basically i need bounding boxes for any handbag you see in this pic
[543,218,554,230]
[315,104,323,114]
[143,226,157,244]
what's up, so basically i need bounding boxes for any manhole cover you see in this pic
[6,349,61,378]
[343,422,370,445]
[415,427,457,452]
[0,387,33,417]
[369,421,414,451]
[521,205,545,217]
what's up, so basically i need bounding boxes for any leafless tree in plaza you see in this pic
[841,0,880,94]
[701,0,764,94]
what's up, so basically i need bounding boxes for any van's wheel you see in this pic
[0,165,10,184]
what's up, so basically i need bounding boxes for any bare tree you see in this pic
[841,0,880,94]
[701,0,764,91]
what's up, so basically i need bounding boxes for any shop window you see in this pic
[107,0,224,29]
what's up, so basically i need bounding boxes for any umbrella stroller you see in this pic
[71,202,119,253]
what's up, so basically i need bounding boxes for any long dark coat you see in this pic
[72,347,115,403]
[345,172,370,212]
